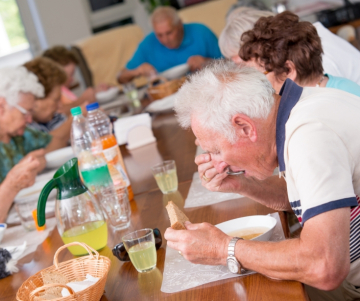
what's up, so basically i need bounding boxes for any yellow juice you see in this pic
[154,169,178,194]
[61,220,108,255]
[128,241,157,272]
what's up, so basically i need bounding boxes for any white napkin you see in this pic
[184,172,244,208]
[61,274,100,297]
[114,113,152,145]
[145,92,178,113]
[161,212,285,293]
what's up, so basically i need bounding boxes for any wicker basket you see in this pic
[16,242,111,301]
[147,76,186,101]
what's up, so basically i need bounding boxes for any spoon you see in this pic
[226,169,245,176]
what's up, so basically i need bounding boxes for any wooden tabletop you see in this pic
[0,112,309,301]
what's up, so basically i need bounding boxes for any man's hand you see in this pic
[187,55,208,72]
[95,83,111,93]
[196,153,245,194]
[136,63,157,77]
[5,155,41,192]
[165,221,231,265]
[80,87,96,104]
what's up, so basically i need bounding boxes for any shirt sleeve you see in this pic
[126,40,148,70]
[23,127,52,153]
[202,26,222,59]
[287,121,358,224]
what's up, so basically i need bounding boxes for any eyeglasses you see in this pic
[112,228,162,261]
[13,104,31,116]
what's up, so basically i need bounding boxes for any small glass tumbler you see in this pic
[14,198,37,231]
[151,160,178,194]
[100,188,131,230]
[122,228,157,273]
[123,82,141,108]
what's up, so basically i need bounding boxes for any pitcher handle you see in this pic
[37,179,57,227]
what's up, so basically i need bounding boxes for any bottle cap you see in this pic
[86,102,99,111]
[70,107,82,116]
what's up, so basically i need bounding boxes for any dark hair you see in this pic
[239,11,324,84]
[43,46,78,66]
[24,57,67,98]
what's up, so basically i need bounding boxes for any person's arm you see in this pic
[165,207,350,291]
[117,63,157,84]
[195,153,290,211]
[45,117,72,153]
[0,156,40,223]
[58,88,95,116]
[187,56,212,72]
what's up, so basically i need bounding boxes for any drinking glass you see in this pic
[123,83,141,108]
[151,160,178,194]
[100,188,131,230]
[14,199,37,231]
[122,228,157,273]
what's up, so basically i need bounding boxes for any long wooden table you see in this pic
[0,112,309,301]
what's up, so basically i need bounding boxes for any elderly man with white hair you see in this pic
[165,60,360,301]
[219,7,360,85]
[117,6,222,83]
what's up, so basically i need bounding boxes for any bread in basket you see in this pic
[147,76,186,101]
[16,242,111,301]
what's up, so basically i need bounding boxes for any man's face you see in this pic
[153,19,183,49]
[32,85,61,123]
[192,118,277,180]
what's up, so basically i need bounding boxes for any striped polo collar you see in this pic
[276,79,304,172]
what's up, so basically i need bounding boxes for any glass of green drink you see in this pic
[151,160,178,194]
[122,229,157,273]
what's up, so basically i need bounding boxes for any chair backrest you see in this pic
[73,24,144,87]
[178,0,237,37]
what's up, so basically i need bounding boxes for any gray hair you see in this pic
[151,6,180,26]
[174,60,275,144]
[219,7,274,59]
[0,66,44,105]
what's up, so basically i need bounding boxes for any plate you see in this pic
[215,215,277,241]
[145,92,178,113]
[96,86,119,104]
[160,64,189,80]
[45,146,74,169]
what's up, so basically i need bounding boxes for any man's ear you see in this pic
[232,114,257,142]
[285,60,297,82]
[0,97,7,116]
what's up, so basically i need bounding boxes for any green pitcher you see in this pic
[37,158,107,255]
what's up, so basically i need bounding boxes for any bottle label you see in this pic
[102,145,130,186]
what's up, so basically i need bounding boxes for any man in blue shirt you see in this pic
[118,6,222,83]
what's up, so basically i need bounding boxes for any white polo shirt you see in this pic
[278,79,360,286]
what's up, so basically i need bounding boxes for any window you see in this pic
[0,0,29,57]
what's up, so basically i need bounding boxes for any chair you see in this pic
[71,24,144,87]
[178,0,237,37]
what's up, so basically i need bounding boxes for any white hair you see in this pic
[174,60,275,144]
[219,7,274,59]
[151,6,180,26]
[0,66,44,105]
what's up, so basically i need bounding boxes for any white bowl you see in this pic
[160,64,189,80]
[0,223,7,243]
[45,146,74,169]
[216,215,277,241]
[96,86,119,103]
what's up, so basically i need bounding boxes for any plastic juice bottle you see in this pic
[86,103,134,200]
[70,106,113,195]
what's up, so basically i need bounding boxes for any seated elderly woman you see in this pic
[24,57,73,149]
[238,11,360,96]
[219,7,360,85]
[42,46,106,114]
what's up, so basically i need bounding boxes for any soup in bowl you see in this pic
[215,215,277,241]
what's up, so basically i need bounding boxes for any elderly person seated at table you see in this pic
[42,46,106,114]
[0,66,52,183]
[219,7,360,85]
[24,57,74,149]
[165,60,360,301]
[117,6,222,84]
[239,11,360,96]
